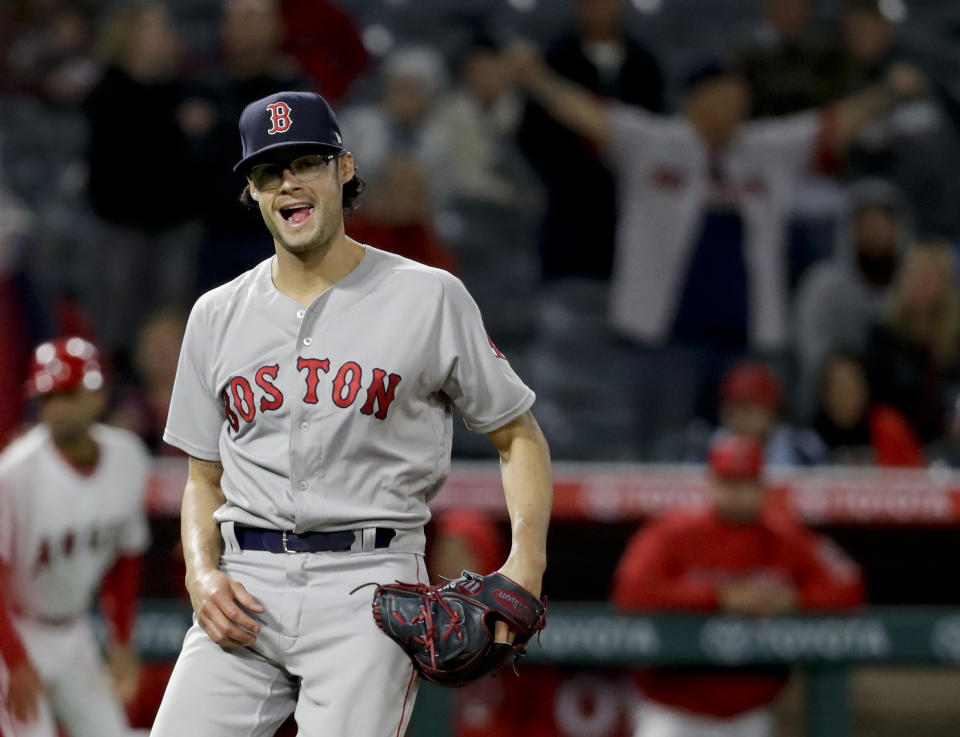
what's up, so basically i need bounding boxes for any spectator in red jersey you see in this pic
[346,155,457,272]
[814,351,924,466]
[612,435,864,737]
[280,0,367,103]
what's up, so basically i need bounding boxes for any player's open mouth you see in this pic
[280,204,314,225]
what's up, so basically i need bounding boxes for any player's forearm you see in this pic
[517,54,609,146]
[491,413,552,577]
[180,459,227,578]
[831,63,923,151]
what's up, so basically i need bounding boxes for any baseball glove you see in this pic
[360,570,546,687]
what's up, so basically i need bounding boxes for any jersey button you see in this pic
[303,336,313,346]
[296,309,305,319]
[300,421,309,431]
[299,480,308,490]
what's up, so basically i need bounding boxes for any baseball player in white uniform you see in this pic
[149,91,553,737]
[0,337,151,737]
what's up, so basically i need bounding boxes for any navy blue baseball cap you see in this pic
[234,91,344,174]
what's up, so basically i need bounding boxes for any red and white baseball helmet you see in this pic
[27,337,105,397]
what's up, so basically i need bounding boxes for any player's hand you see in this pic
[721,579,797,617]
[106,643,142,704]
[186,567,265,648]
[6,662,44,722]
[493,554,545,644]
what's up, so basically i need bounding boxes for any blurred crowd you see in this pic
[3,0,960,470]
[3,3,960,735]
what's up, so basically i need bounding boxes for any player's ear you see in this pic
[338,152,355,184]
[246,179,261,202]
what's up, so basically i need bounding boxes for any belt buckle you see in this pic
[281,530,296,554]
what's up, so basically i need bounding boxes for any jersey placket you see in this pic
[289,295,330,533]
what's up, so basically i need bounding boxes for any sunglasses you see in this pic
[249,152,341,191]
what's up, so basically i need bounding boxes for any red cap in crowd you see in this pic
[719,361,781,407]
[27,337,104,397]
[708,435,764,480]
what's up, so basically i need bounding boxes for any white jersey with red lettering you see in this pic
[151,245,536,737]
[0,423,151,737]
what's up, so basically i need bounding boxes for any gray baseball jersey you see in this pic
[163,245,535,545]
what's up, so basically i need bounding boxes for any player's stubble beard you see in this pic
[260,182,344,259]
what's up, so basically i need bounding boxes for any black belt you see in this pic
[235,526,396,553]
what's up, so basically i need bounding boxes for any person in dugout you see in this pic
[612,434,865,737]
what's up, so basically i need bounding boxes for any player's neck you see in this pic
[52,431,100,473]
[272,235,366,307]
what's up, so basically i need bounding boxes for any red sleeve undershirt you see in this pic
[98,555,143,645]
[0,563,29,667]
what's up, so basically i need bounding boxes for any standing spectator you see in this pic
[4,0,100,104]
[431,33,538,209]
[612,435,864,737]
[739,0,850,117]
[345,155,457,272]
[108,309,188,456]
[517,0,664,281]
[792,178,913,420]
[83,2,199,351]
[680,361,829,467]
[338,46,446,184]
[813,352,923,466]
[513,43,924,457]
[865,242,960,445]
[279,0,367,104]
[839,0,960,236]
[187,0,308,292]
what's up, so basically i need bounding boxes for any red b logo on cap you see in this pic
[266,102,292,135]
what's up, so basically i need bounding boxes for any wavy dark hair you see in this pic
[238,156,366,212]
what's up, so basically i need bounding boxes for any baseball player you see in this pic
[612,435,864,737]
[0,337,151,737]
[149,90,552,737]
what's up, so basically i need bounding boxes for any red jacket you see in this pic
[611,506,864,718]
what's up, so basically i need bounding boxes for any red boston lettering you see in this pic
[230,377,257,422]
[360,368,402,420]
[221,388,240,431]
[255,364,284,412]
[332,361,362,408]
[297,357,331,404]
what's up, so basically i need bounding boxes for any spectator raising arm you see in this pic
[829,61,926,152]
[509,42,611,147]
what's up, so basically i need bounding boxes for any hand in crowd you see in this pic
[721,578,798,617]
[186,567,265,649]
[5,661,44,722]
[106,642,142,704]
[505,41,546,88]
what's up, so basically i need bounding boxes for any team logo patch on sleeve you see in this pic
[486,332,505,359]
[266,101,292,135]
